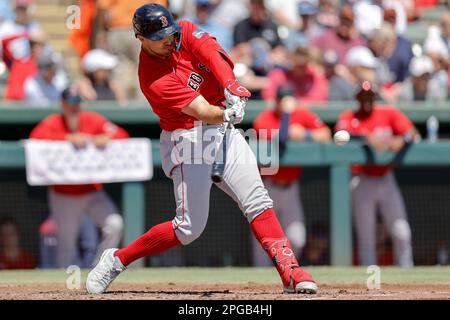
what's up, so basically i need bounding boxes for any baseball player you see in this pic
[86,3,317,294]
[29,86,128,268]
[252,85,331,266]
[335,81,419,267]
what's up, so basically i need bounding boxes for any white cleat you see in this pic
[284,281,318,294]
[86,248,125,294]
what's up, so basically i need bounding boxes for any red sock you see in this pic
[114,221,181,266]
[251,208,314,287]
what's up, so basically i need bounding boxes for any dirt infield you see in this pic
[1,283,449,300]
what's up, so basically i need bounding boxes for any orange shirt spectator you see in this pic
[97,0,168,29]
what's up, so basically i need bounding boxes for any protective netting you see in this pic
[1,167,450,267]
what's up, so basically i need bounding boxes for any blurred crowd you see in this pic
[0,0,449,107]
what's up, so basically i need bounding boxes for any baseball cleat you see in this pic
[86,248,125,294]
[284,281,318,294]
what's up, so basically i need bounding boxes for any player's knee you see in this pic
[391,219,411,243]
[103,214,124,235]
[173,221,207,245]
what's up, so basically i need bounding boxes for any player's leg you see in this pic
[86,162,213,294]
[215,128,316,293]
[251,179,283,267]
[378,172,413,267]
[351,175,379,266]
[48,189,84,268]
[84,190,124,264]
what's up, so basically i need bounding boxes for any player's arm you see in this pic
[388,109,421,152]
[182,21,250,101]
[182,95,235,124]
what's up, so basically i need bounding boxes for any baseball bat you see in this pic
[211,121,232,183]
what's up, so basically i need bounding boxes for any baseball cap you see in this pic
[298,1,317,16]
[195,0,212,6]
[61,85,82,106]
[346,46,378,69]
[81,49,118,73]
[409,56,434,77]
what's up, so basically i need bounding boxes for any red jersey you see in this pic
[335,106,414,176]
[138,20,228,131]
[262,66,328,103]
[254,107,327,183]
[29,111,129,195]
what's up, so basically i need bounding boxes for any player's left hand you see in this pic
[224,80,251,107]
[223,103,245,124]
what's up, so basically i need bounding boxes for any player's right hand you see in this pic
[223,103,245,124]
[66,133,89,148]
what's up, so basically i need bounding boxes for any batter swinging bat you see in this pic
[211,120,233,183]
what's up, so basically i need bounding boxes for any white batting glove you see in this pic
[224,87,249,109]
[223,103,245,124]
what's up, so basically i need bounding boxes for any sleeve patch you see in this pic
[192,29,208,39]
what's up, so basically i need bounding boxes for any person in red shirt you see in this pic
[86,4,317,295]
[262,47,328,104]
[335,81,419,267]
[253,84,331,266]
[0,218,36,269]
[29,85,128,268]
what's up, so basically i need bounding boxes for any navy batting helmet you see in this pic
[132,4,181,41]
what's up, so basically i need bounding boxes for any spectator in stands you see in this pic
[381,11,414,84]
[399,55,447,102]
[312,5,366,65]
[0,218,36,269]
[79,49,126,105]
[186,0,232,52]
[315,0,339,30]
[440,10,450,52]
[335,81,419,267]
[68,0,97,58]
[253,84,331,266]
[39,215,99,269]
[95,0,168,99]
[24,54,66,107]
[367,23,397,87]
[324,49,355,100]
[13,0,40,33]
[342,46,380,92]
[233,0,281,48]
[283,1,324,52]
[231,39,273,99]
[262,46,328,103]
[265,0,301,30]
[29,85,128,268]
[424,31,449,100]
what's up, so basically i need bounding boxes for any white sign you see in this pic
[24,138,153,186]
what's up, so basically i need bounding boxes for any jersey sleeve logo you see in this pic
[187,72,204,91]
[192,29,208,39]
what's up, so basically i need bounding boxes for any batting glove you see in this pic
[224,80,251,107]
[223,103,245,124]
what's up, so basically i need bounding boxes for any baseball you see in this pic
[334,130,350,145]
